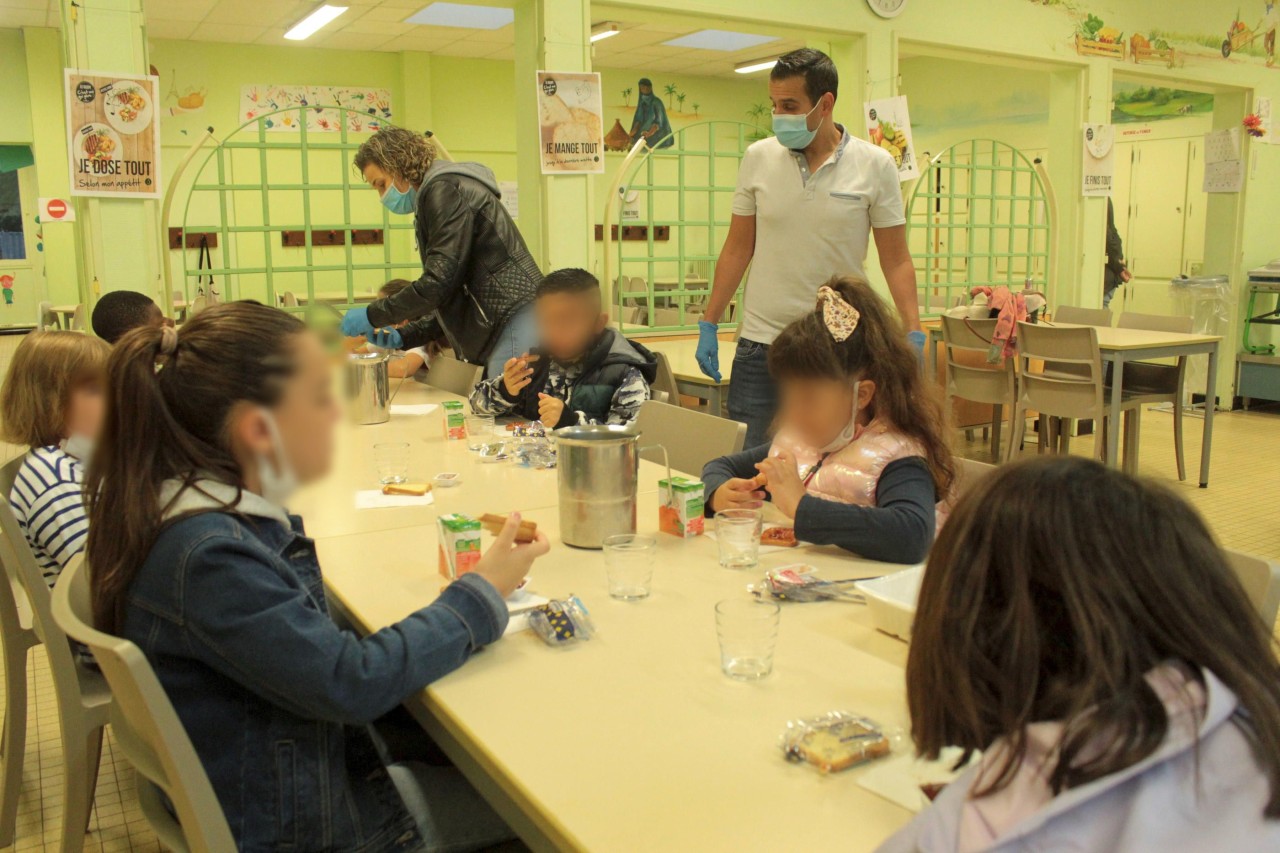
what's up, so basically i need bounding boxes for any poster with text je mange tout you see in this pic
[537,71,605,174]
[65,70,162,199]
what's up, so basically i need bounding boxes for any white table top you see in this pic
[646,338,737,387]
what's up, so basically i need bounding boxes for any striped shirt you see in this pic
[8,446,89,586]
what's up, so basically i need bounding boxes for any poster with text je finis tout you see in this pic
[65,70,162,199]
[537,71,605,174]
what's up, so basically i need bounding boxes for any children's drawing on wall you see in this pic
[240,85,393,132]
[0,274,13,306]
[628,78,674,149]
[159,68,207,116]
[1111,83,1214,124]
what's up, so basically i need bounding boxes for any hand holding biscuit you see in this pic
[502,353,539,397]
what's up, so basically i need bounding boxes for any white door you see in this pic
[1125,138,1190,280]
[1181,138,1207,276]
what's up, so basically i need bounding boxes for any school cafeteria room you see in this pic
[0,0,1278,851]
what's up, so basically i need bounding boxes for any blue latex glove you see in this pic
[907,330,928,364]
[341,305,374,338]
[695,320,722,381]
[366,327,403,350]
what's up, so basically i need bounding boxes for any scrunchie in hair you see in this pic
[816,285,861,342]
[158,325,178,355]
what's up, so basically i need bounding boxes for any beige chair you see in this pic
[424,355,483,397]
[1010,322,1106,462]
[1052,305,1113,327]
[37,300,57,331]
[952,457,997,503]
[940,316,1015,462]
[1114,312,1193,481]
[634,399,746,476]
[279,291,299,308]
[651,390,670,404]
[69,304,87,332]
[651,350,681,408]
[0,459,110,853]
[1037,306,1110,453]
[172,290,188,323]
[0,535,37,846]
[187,295,208,319]
[1224,549,1280,628]
[52,559,236,853]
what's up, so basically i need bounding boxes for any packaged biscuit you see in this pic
[437,513,482,579]
[442,400,466,440]
[780,712,895,774]
[659,476,704,538]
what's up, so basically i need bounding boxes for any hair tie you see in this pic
[817,286,860,342]
[159,325,178,355]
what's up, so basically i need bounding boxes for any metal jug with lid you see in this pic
[554,424,640,548]
[345,351,391,425]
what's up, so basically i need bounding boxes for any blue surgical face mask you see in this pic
[772,101,823,151]
[381,182,417,216]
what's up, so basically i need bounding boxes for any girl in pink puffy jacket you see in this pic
[702,275,953,564]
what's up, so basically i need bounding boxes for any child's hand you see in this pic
[755,450,805,519]
[472,512,550,598]
[710,478,766,513]
[502,353,538,397]
[537,393,566,429]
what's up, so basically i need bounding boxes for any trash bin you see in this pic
[1169,275,1231,398]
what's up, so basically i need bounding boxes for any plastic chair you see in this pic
[651,350,681,408]
[1052,305,1113,327]
[38,301,57,331]
[940,317,1015,462]
[52,558,236,853]
[69,304,87,332]
[952,457,997,503]
[1224,549,1280,628]
[171,290,188,323]
[186,295,208,319]
[0,534,37,846]
[0,459,110,853]
[423,355,483,397]
[1114,312,1194,481]
[1010,322,1108,462]
[634,399,747,476]
[279,291,299,308]
[651,390,670,404]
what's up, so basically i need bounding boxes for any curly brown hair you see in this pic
[353,127,438,187]
[768,274,954,496]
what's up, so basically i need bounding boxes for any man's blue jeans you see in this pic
[727,339,777,449]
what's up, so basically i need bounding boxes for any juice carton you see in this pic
[442,400,466,440]
[659,476,705,538]
[437,513,482,579]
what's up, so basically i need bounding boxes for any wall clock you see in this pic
[867,0,907,19]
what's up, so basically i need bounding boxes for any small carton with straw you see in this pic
[442,400,466,440]
[437,513,482,579]
[659,476,705,538]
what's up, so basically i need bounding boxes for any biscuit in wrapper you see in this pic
[781,712,893,774]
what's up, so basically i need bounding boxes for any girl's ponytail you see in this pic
[86,302,305,633]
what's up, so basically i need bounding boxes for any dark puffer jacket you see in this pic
[366,162,541,364]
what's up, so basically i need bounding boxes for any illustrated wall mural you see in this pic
[240,85,393,132]
[1111,82,1214,124]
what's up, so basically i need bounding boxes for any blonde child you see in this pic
[702,275,952,563]
[0,331,110,585]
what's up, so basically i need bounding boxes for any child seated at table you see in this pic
[86,302,549,852]
[1,331,109,585]
[879,456,1280,852]
[469,268,657,428]
[90,290,171,344]
[702,275,952,564]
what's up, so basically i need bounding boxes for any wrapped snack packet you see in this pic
[780,712,896,774]
[527,596,595,647]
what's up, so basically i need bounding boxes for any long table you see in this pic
[645,338,737,416]
[308,380,916,851]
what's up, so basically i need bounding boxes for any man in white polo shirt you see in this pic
[696,48,923,448]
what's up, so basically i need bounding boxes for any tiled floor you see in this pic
[0,331,1276,851]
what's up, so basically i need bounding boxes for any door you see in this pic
[1182,138,1207,276]
[1125,138,1190,279]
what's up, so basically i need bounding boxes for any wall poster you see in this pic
[537,71,605,174]
[1082,123,1116,197]
[65,70,162,198]
[863,96,919,182]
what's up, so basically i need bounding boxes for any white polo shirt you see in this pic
[733,127,904,344]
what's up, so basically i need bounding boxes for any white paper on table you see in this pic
[390,404,439,416]
[705,524,803,554]
[502,583,549,635]
[857,749,971,813]
[354,489,435,509]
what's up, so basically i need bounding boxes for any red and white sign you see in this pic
[38,198,76,222]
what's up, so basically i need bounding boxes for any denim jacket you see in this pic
[122,480,509,852]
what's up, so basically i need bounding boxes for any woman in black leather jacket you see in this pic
[342,128,541,377]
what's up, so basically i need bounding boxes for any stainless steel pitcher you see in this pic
[555,424,640,548]
[345,351,391,425]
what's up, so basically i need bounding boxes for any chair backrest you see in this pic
[940,316,1015,408]
[1223,548,1280,629]
[650,390,670,404]
[634,399,746,476]
[37,301,56,331]
[279,291,299,308]
[187,295,208,318]
[1117,312,1194,335]
[424,355,483,397]
[51,559,236,853]
[952,457,997,503]
[70,304,87,332]
[0,530,37,665]
[650,350,681,406]
[1053,305,1112,327]
[1014,322,1105,421]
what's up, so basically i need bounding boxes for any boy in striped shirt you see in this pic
[1,331,109,585]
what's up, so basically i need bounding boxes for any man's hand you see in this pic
[502,353,538,397]
[754,450,805,519]
[709,477,766,514]
[1121,268,1132,284]
[537,393,566,429]
[695,320,722,381]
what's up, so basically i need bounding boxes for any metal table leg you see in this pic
[1106,355,1125,467]
[1199,343,1218,488]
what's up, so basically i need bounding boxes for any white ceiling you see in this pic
[0,0,805,78]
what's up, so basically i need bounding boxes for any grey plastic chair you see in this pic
[953,457,997,503]
[650,350,681,409]
[1224,549,1280,629]
[0,458,110,853]
[52,558,236,853]
[0,533,37,846]
[1115,312,1194,481]
[940,316,1015,462]
[634,399,747,476]
[37,301,57,331]
[424,355,484,397]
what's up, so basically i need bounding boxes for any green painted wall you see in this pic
[0,29,34,146]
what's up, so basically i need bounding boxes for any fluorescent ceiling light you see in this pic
[735,57,779,74]
[284,4,348,41]
[662,29,777,52]
[405,2,515,29]
[590,22,620,43]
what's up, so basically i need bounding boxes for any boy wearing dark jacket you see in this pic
[469,269,657,427]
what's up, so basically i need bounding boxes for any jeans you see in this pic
[727,339,778,449]
[1103,285,1118,309]
[387,762,517,853]
[485,304,538,379]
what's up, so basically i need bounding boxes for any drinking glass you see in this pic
[715,598,781,680]
[465,415,496,451]
[373,442,409,485]
[603,534,656,601]
[715,508,763,569]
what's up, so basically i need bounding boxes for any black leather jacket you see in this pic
[365,163,540,364]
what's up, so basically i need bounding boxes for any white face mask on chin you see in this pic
[817,381,861,454]
[255,408,299,506]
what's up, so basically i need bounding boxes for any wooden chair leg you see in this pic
[1058,418,1072,455]
[0,643,28,847]
[1123,408,1142,475]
